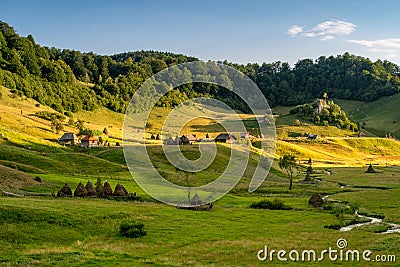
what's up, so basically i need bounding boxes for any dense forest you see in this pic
[0,21,400,114]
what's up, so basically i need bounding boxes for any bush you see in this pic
[250,199,292,210]
[119,221,146,238]
[34,176,42,182]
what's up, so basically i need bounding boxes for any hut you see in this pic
[156,133,161,140]
[80,135,98,148]
[58,132,79,145]
[358,131,365,138]
[180,134,197,145]
[205,133,210,139]
[113,183,128,197]
[150,134,155,140]
[366,163,376,173]
[101,181,113,197]
[57,183,72,197]
[215,133,237,143]
[74,182,87,197]
[85,181,96,197]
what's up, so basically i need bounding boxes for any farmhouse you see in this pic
[180,134,197,145]
[80,135,98,148]
[58,132,79,145]
[215,133,237,143]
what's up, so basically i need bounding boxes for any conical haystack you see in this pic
[304,172,312,182]
[113,183,128,197]
[95,181,104,197]
[57,183,72,197]
[306,165,313,174]
[101,181,113,198]
[85,181,96,197]
[366,163,376,173]
[74,182,87,197]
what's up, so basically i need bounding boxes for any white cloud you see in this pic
[321,35,335,41]
[349,38,400,61]
[287,25,303,37]
[287,19,356,41]
[349,38,400,49]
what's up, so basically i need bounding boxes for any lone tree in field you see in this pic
[278,154,296,190]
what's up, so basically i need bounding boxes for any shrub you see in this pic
[250,199,292,210]
[119,221,146,238]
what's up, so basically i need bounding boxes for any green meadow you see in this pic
[0,86,399,266]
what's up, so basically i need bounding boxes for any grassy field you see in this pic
[0,165,399,266]
[1,86,400,266]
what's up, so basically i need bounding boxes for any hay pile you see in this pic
[95,181,103,197]
[85,181,96,197]
[57,183,72,197]
[101,181,113,198]
[113,183,128,197]
[74,182,87,197]
[366,163,376,173]
[308,193,324,208]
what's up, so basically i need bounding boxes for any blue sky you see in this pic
[2,0,400,65]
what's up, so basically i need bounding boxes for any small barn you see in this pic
[180,134,197,145]
[215,133,237,143]
[58,132,79,145]
[80,136,98,148]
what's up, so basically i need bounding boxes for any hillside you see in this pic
[336,93,400,137]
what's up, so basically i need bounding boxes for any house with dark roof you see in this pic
[215,133,237,143]
[180,134,197,145]
[58,132,79,145]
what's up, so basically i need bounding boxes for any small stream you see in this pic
[323,195,400,234]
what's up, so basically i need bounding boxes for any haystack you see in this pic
[190,193,203,206]
[74,182,87,197]
[95,181,104,197]
[57,183,72,197]
[306,165,313,174]
[101,181,113,197]
[113,183,128,197]
[85,181,96,197]
[308,193,324,208]
[366,163,376,173]
[304,172,312,182]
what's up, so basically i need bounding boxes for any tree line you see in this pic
[1,21,399,115]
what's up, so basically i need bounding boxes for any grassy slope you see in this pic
[335,94,400,137]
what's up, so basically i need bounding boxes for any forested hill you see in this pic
[0,21,400,114]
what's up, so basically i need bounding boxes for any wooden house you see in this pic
[58,132,79,145]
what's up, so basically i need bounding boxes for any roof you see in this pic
[215,133,237,140]
[59,132,78,141]
[81,135,97,141]
[181,134,197,141]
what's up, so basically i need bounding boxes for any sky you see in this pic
[1,0,400,66]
